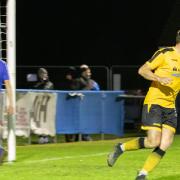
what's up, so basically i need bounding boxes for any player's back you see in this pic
[144,47,180,108]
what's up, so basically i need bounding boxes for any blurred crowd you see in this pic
[31,64,100,143]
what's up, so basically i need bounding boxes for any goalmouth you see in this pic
[0,0,16,162]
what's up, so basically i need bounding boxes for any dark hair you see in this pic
[66,66,78,78]
[176,30,180,44]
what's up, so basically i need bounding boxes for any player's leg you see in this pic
[0,126,7,165]
[0,146,7,165]
[135,129,161,179]
[160,125,175,150]
[136,126,175,179]
[136,106,177,179]
[107,129,161,167]
[107,104,161,167]
[122,128,161,151]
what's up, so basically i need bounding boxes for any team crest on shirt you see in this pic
[172,67,180,77]
[171,59,178,62]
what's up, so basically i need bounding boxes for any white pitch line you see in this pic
[5,152,108,165]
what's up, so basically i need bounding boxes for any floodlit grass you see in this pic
[1,135,180,180]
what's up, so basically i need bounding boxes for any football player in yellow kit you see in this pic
[107,30,180,180]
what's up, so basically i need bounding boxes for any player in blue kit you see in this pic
[0,59,14,164]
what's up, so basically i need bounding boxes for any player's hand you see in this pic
[157,77,173,85]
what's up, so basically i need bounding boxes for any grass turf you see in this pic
[0,135,180,180]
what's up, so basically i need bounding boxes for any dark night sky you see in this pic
[16,0,176,67]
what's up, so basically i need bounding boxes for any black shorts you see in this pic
[141,104,177,133]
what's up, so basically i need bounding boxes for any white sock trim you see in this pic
[120,144,125,152]
[139,169,148,176]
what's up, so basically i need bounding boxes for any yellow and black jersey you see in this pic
[144,47,180,108]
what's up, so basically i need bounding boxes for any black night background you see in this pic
[15,0,179,90]
[16,0,178,66]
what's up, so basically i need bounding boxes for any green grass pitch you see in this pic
[1,135,180,180]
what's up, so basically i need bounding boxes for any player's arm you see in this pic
[4,80,14,115]
[138,64,172,85]
[138,50,173,85]
[138,63,160,82]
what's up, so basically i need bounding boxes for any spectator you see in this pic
[64,65,100,142]
[80,64,89,69]
[33,68,54,90]
[64,66,79,142]
[63,66,77,90]
[74,66,100,91]
[74,65,100,141]
[32,68,54,144]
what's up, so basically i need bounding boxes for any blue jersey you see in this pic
[91,80,100,91]
[0,60,9,89]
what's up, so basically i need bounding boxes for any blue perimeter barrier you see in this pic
[17,90,125,137]
[56,91,125,136]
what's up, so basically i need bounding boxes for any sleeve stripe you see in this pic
[148,47,174,62]
[148,51,162,62]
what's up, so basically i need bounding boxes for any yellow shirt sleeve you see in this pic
[146,50,165,70]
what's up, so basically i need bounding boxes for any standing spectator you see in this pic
[79,64,100,90]
[33,68,54,90]
[81,66,100,91]
[32,68,54,144]
[0,59,15,164]
[63,66,77,90]
[64,65,100,142]
[74,65,100,141]
[63,66,79,142]
[74,65,100,91]
[80,64,89,69]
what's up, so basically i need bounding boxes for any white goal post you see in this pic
[7,0,16,162]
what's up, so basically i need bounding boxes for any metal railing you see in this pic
[16,65,110,90]
[16,65,149,91]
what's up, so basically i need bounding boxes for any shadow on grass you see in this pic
[153,174,180,180]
